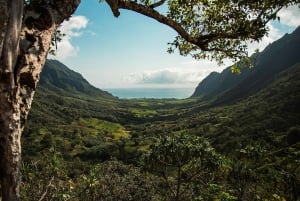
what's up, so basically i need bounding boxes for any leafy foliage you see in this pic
[21,158,163,201]
[142,133,229,201]
[104,0,300,64]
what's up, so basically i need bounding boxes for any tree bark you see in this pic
[0,1,80,200]
[0,1,24,200]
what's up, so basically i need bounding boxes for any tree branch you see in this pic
[105,0,292,57]
[149,0,166,8]
[38,176,54,201]
[105,0,250,52]
[106,0,120,17]
[106,0,199,45]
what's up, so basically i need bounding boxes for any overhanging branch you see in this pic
[149,0,166,8]
[104,0,243,52]
[105,0,291,58]
[106,0,199,46]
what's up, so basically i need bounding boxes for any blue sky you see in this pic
[49,1,300,89]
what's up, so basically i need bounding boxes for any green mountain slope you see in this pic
[191,26,300,104]
[27,60,128,126]
[40,59,113,98]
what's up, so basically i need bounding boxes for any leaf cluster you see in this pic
[166,0,299,63]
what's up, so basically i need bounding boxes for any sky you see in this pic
[49,1,300,89]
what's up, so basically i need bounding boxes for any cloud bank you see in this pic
[127,69,200,85]
[49,16,88,60]
[125,61,224,87]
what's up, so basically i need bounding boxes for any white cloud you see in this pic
[59,16,88,37]
[49,16,88,60]
[277,5,300,27]
[125,60,227,87]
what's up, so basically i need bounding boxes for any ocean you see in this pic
[106,88,195,99]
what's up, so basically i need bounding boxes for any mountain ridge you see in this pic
[39,59,114,98]
[191,26,300,104]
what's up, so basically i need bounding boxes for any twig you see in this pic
[38,176,54,201]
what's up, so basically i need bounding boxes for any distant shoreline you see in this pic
[105,88,194,99]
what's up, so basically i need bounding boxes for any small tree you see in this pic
[142,132,229,201]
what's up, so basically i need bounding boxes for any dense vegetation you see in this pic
[20,30,300,200]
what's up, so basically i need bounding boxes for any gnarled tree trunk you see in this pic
[0,1,80,200]
[0,1,24,200]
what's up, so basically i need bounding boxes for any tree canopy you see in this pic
[104,0,300,63]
